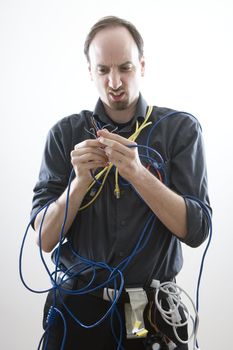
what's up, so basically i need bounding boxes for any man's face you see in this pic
[88,26,145,115]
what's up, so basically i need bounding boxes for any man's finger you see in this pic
[97,129,136,147]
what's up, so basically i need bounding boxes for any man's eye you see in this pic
[97,67,108,75]
[121,65,133,72]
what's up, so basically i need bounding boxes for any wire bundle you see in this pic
[153,280,198,349]
[19,108,212,350]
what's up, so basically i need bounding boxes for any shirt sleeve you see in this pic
[30,119,73,226]
[169,115,212,247]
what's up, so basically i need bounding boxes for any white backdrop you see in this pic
[1,0,232,349]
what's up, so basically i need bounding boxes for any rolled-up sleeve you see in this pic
[183,197,211,247]
[169,115,212,247]
[31,119,73,225]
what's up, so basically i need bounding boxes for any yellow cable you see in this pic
[114,168,120,199]
[79,106,153,210]
[113,105,153,198]
[79,165,113,210]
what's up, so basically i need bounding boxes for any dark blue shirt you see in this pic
[31,94,211,288]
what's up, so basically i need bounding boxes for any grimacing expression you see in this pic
[88,26,145,113]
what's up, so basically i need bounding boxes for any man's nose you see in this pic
[108,71,122,90]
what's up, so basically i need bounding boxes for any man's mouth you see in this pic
[109,91,125,101]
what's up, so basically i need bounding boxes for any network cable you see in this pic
[19,108,212,350]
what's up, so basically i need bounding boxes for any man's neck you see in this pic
[103,99,138,124]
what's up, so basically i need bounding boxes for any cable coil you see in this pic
[19,108,212,350]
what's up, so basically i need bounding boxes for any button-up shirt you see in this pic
[31,94,211,287]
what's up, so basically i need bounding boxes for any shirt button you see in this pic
[120,220,126,226]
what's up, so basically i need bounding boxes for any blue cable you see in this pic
[143,110,212,349]
[183,195,212,313]
[19,176,157,347]
[110,306,124,350]
[53,169,75,282]
[128,143,164,164]
[143,110,213,312]
[43,174,124,330]
[23,171,127,332]
[37,330,47,350]
[19,199,56,294]
[115,214,156,273]
[19,109,212,349]
[57,269,125,329]
[38,203,58,285]
[41,306,67,350]
[145,111,199,153]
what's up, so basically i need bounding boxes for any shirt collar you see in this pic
[92,93,148,133]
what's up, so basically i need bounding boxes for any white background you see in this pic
[0,0,232,349]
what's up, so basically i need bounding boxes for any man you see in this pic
[31,16,211,350]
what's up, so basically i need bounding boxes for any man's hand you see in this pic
[70,139,109,185]
[97,129,143,182]
[97,129,187,238]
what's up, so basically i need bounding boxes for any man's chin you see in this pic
[108,100,129,111]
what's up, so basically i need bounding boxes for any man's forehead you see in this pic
[89,27,139,65]
[92,25,133,43]
[90,53,137,68]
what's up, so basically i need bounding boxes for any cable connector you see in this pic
[168,296,182,323]
[46,306,57,326]
[114,186,121,199]
[150,279,160,289]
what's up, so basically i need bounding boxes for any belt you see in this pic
[55,271,157,303]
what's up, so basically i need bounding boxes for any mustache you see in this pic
[108,88,125,93]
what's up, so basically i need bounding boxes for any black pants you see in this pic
[41,290,188,350]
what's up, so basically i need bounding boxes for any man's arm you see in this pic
[34,177,88,252]
[35,139,108,252]
[128,167,187,238]
[97,129,187,238]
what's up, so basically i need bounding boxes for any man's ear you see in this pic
[88,63,94,81]
[140,56,145,77]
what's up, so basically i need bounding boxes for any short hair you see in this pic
[84,16,144,62]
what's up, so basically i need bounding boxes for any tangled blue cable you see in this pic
[19,110,212,350]
[19,166,158,350]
